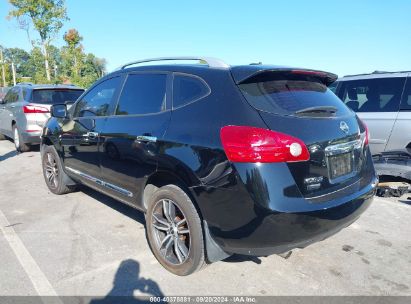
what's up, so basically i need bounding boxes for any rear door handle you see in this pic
[135,135,157,143]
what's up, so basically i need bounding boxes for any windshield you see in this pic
[239,79,352,117]
[32,89,84,105]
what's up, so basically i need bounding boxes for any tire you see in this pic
[41,145,76,195]
[12,125,30,152]
[146,184,206,276]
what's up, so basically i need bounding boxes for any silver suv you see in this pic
[333,71,411,178]
[0,83,84,152]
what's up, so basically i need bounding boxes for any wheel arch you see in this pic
[142,170,229,263]
[142,170,200,212]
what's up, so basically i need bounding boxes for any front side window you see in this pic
[116,73,167,115]
[173,74,210,108]
[339,77,406,112]
[74,77,121,117]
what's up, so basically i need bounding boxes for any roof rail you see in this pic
[343,70,411,77]
[117,57,230,70]
[17,82,33,86]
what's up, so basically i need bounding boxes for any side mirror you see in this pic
[50,104,68,118]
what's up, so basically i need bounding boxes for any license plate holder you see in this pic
[328,152,353,181]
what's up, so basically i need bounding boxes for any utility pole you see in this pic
[11,61,16,86]
[0,47,6,87]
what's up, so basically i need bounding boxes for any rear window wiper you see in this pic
[294,106,338,117]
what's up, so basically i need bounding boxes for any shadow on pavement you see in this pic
[89,259,165,303]
[80,186,146,225]
[223,254,263,264]
[0,150,17,161]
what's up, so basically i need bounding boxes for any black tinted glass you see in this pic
[116,74,167,115]
[75,77,120,117]
[328,82,337,93]
[401,79,411,110]
[339,77,406,112]
[32,89,83,105]
[4,87,19,103]
[173,75,209,108]
[239,79,351,116]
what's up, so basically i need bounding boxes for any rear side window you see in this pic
[116,73,167,115]
[338,77,406,112]
[239,78,351,116]
[173,74,210,108]
[3,87,20,103]
[32,89,84,105]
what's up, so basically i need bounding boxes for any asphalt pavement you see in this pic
[0,139,410,298]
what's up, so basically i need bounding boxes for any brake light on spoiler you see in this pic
[220,125,310,163]
[23,104,49,114]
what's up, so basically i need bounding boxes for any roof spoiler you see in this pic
[232,68,338,86]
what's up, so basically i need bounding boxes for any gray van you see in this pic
[334,71,411,179]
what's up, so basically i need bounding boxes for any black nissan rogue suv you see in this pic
[41,57,377,275]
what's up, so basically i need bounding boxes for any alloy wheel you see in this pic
[151,199,191,265]
[44,152,59,189]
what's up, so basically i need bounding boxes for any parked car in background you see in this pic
[41,57,377,275]
[0,83,84,152]
[334,71,411,179]
[0,87,10,101]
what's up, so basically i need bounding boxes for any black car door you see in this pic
[62,75,123,188]
[99,72,171,208]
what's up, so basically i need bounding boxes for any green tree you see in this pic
[3,47,31,84]
[4,47,30,76]
[8,0,68,81]
[27,46,48,83]
[63,28,84,77]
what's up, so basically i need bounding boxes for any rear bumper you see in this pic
[192,157,377,257]
[20,131,41,145]
[215,186,374,256]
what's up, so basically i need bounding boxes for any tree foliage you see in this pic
[8,0,69,80]
[1,32,106,87]
[4,1,107,88]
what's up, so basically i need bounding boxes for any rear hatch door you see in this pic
[234,68,368,198]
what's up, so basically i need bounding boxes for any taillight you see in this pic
[359,119,370,146]
[23,104,49,114]
[220,125,310,163]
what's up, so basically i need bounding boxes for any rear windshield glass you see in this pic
[32,89,84,104]
[239,79,351,116]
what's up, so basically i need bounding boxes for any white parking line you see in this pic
[0,209,63,303]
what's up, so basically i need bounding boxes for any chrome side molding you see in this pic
[65,167,133,198]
